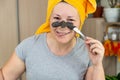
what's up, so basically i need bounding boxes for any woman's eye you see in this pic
[67,19,75,22]
[53,17,60,20]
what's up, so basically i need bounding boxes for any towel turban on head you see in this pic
[35,0,96,34]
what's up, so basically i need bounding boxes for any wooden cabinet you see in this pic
[18,0,48,41]
[0,0,18,66]
[0,0,48,80]
[82,18,106,42]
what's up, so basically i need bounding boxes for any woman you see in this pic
[0,0,105,80]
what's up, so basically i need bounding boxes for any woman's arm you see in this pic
[85,37,105,80]
[85,64,105,80]
[0,68,4,80]
[0,51,25,80]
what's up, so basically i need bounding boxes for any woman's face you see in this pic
[50,2,80,43]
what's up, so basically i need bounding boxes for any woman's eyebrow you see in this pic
[54,14,60,16]
[53,14,75,19]
[68,16,75,18]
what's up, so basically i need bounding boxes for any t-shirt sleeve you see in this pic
[15,41,26,62]
[15,36,35,62]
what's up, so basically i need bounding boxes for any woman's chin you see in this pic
[55,34,73,44]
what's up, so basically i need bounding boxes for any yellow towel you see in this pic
[35,0,96,34]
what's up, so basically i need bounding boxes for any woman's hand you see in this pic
[85,37,105,66]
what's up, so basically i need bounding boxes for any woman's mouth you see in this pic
[55,30,71,36]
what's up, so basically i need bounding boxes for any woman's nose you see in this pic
[60,21,67,28]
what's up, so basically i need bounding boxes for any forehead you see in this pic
[52,2,79,16]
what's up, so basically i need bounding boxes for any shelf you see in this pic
[105,22,120,27]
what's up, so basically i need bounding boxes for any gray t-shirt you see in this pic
[15,33,91,80]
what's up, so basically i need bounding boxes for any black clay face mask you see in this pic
[52,21,75,30]
[52,21,86,40]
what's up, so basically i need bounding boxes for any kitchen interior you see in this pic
[0,0,120,80]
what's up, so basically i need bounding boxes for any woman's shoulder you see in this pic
[18,33,46,48]
[21,33,45,44]
[15,33,46,61]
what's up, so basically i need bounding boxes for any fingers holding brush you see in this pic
[85,37,105,65]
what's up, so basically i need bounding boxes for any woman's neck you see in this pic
[47,33,76,56]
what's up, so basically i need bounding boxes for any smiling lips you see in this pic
[55,30,71,36]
